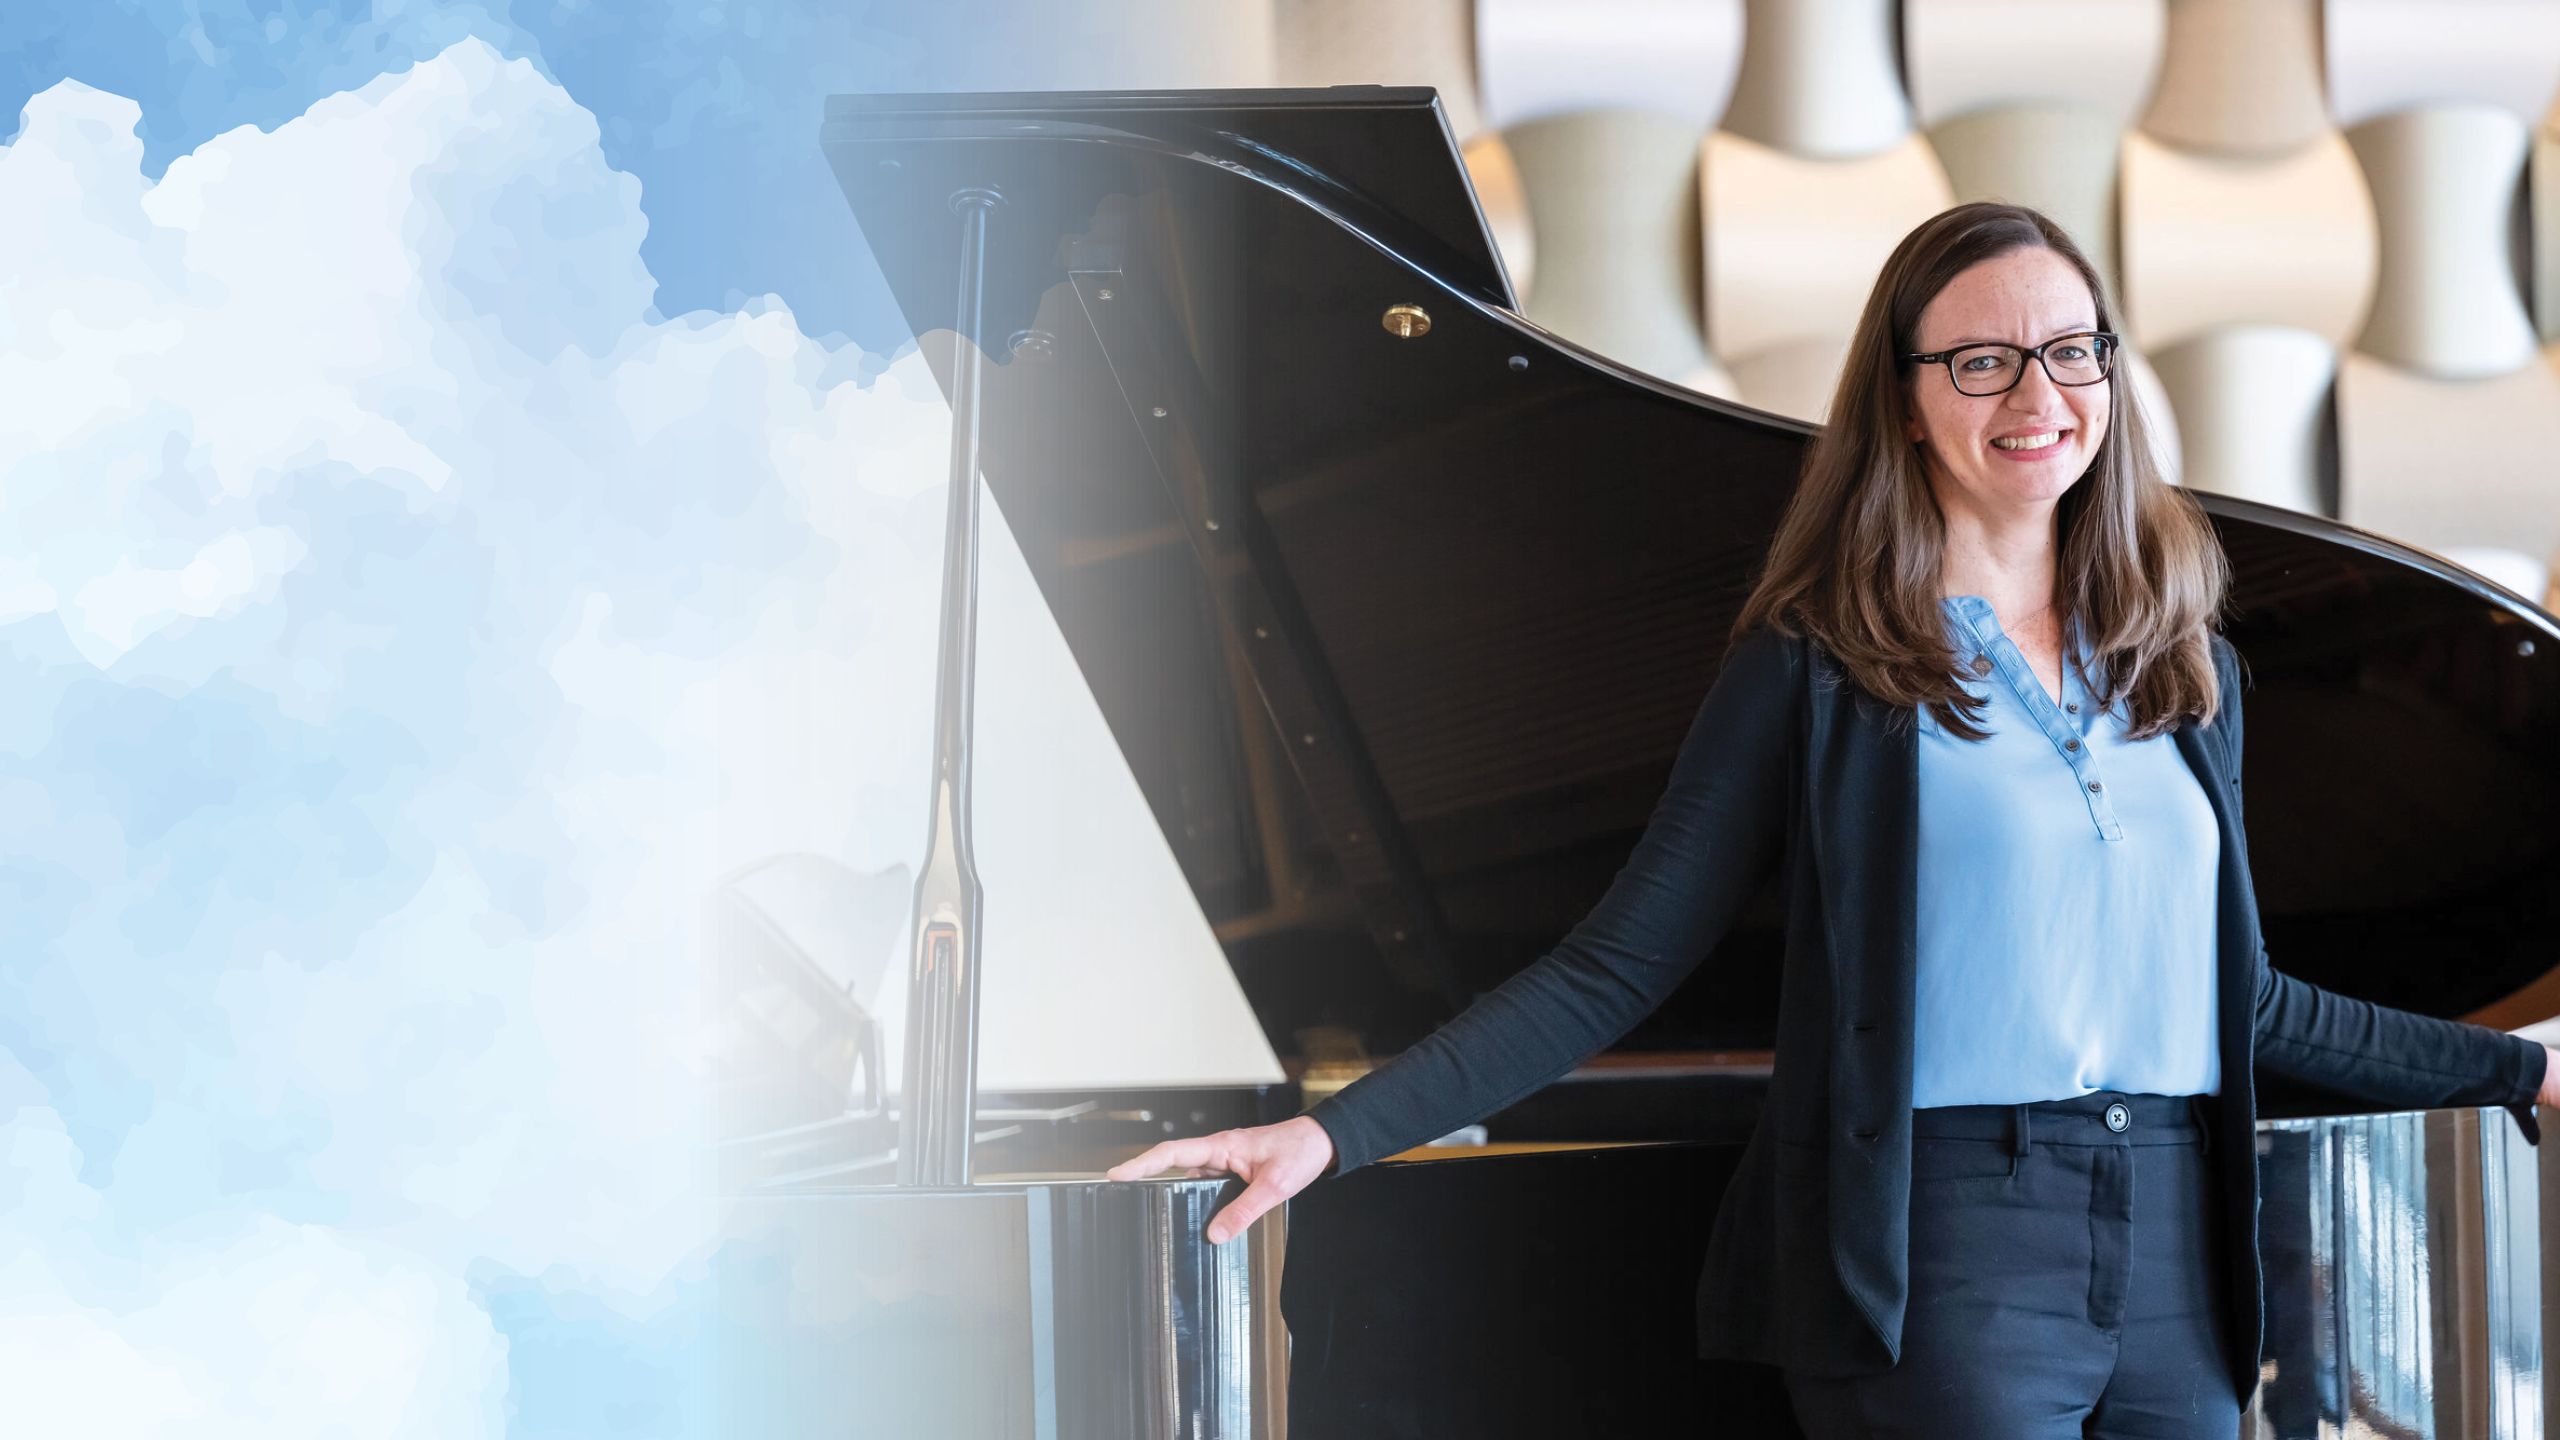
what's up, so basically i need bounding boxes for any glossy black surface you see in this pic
[1283,1141,1798,1436]
[825,88,2560,1067]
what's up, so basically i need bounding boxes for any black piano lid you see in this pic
[823,87,2560,1062]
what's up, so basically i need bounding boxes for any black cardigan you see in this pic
[1305,626,2546,1396]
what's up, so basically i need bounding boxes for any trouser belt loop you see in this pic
[2189,1095,2212,1156]
[2009,1103,2031,1175]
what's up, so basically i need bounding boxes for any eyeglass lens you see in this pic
[1948,335,2112,395]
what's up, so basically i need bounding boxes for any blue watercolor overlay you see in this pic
[0,11,990,1432]
[0,1,948,354]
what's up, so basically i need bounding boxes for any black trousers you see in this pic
[1783,1092,2241,1440]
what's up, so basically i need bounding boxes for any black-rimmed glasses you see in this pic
[1905,331,2118,396]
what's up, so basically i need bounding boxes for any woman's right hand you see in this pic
[1103,1114,1337,1244]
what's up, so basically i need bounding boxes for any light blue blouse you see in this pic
[1911,596,2222,1109]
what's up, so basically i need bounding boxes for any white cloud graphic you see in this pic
[0,39,929,1436]
[0,28,1275,1436]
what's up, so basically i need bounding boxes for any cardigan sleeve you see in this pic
[1305,627,1803,1176]
[2214,637,2551,1119]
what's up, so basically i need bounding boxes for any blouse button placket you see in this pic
[1958,602,2122,842]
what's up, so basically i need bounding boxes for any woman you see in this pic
[1105,202,2560,1437]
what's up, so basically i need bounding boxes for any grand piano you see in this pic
[709,87,2560,1438]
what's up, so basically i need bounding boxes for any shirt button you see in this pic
[2066,702,2079,714]
[2087,780,2103,794]
[1971,655,1992,677]
[2064,738,2081,752]
[2104,1102,2130,1133]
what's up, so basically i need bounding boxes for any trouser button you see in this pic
[2104,1102,2130,1133]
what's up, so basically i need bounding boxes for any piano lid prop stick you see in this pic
[896,184,1002,1188]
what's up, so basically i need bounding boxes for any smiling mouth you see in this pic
[1990,429,2069,453]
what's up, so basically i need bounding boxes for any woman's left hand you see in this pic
[2540,1044,2560,1109]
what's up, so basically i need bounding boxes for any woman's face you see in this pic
[1903,245,2111,521]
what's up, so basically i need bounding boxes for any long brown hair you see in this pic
[1734,201,2226,740]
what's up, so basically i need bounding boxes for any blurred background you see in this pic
[884,0,2560,602]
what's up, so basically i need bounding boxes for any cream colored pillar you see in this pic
[1273,0,1485,139]
[1696,0,1947,419]
[1700,132,1952,419]
[2324,0,2560,571]
[1903,0,2165,301]
[2121,0,2377,515]
[1467,0,1745,393]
